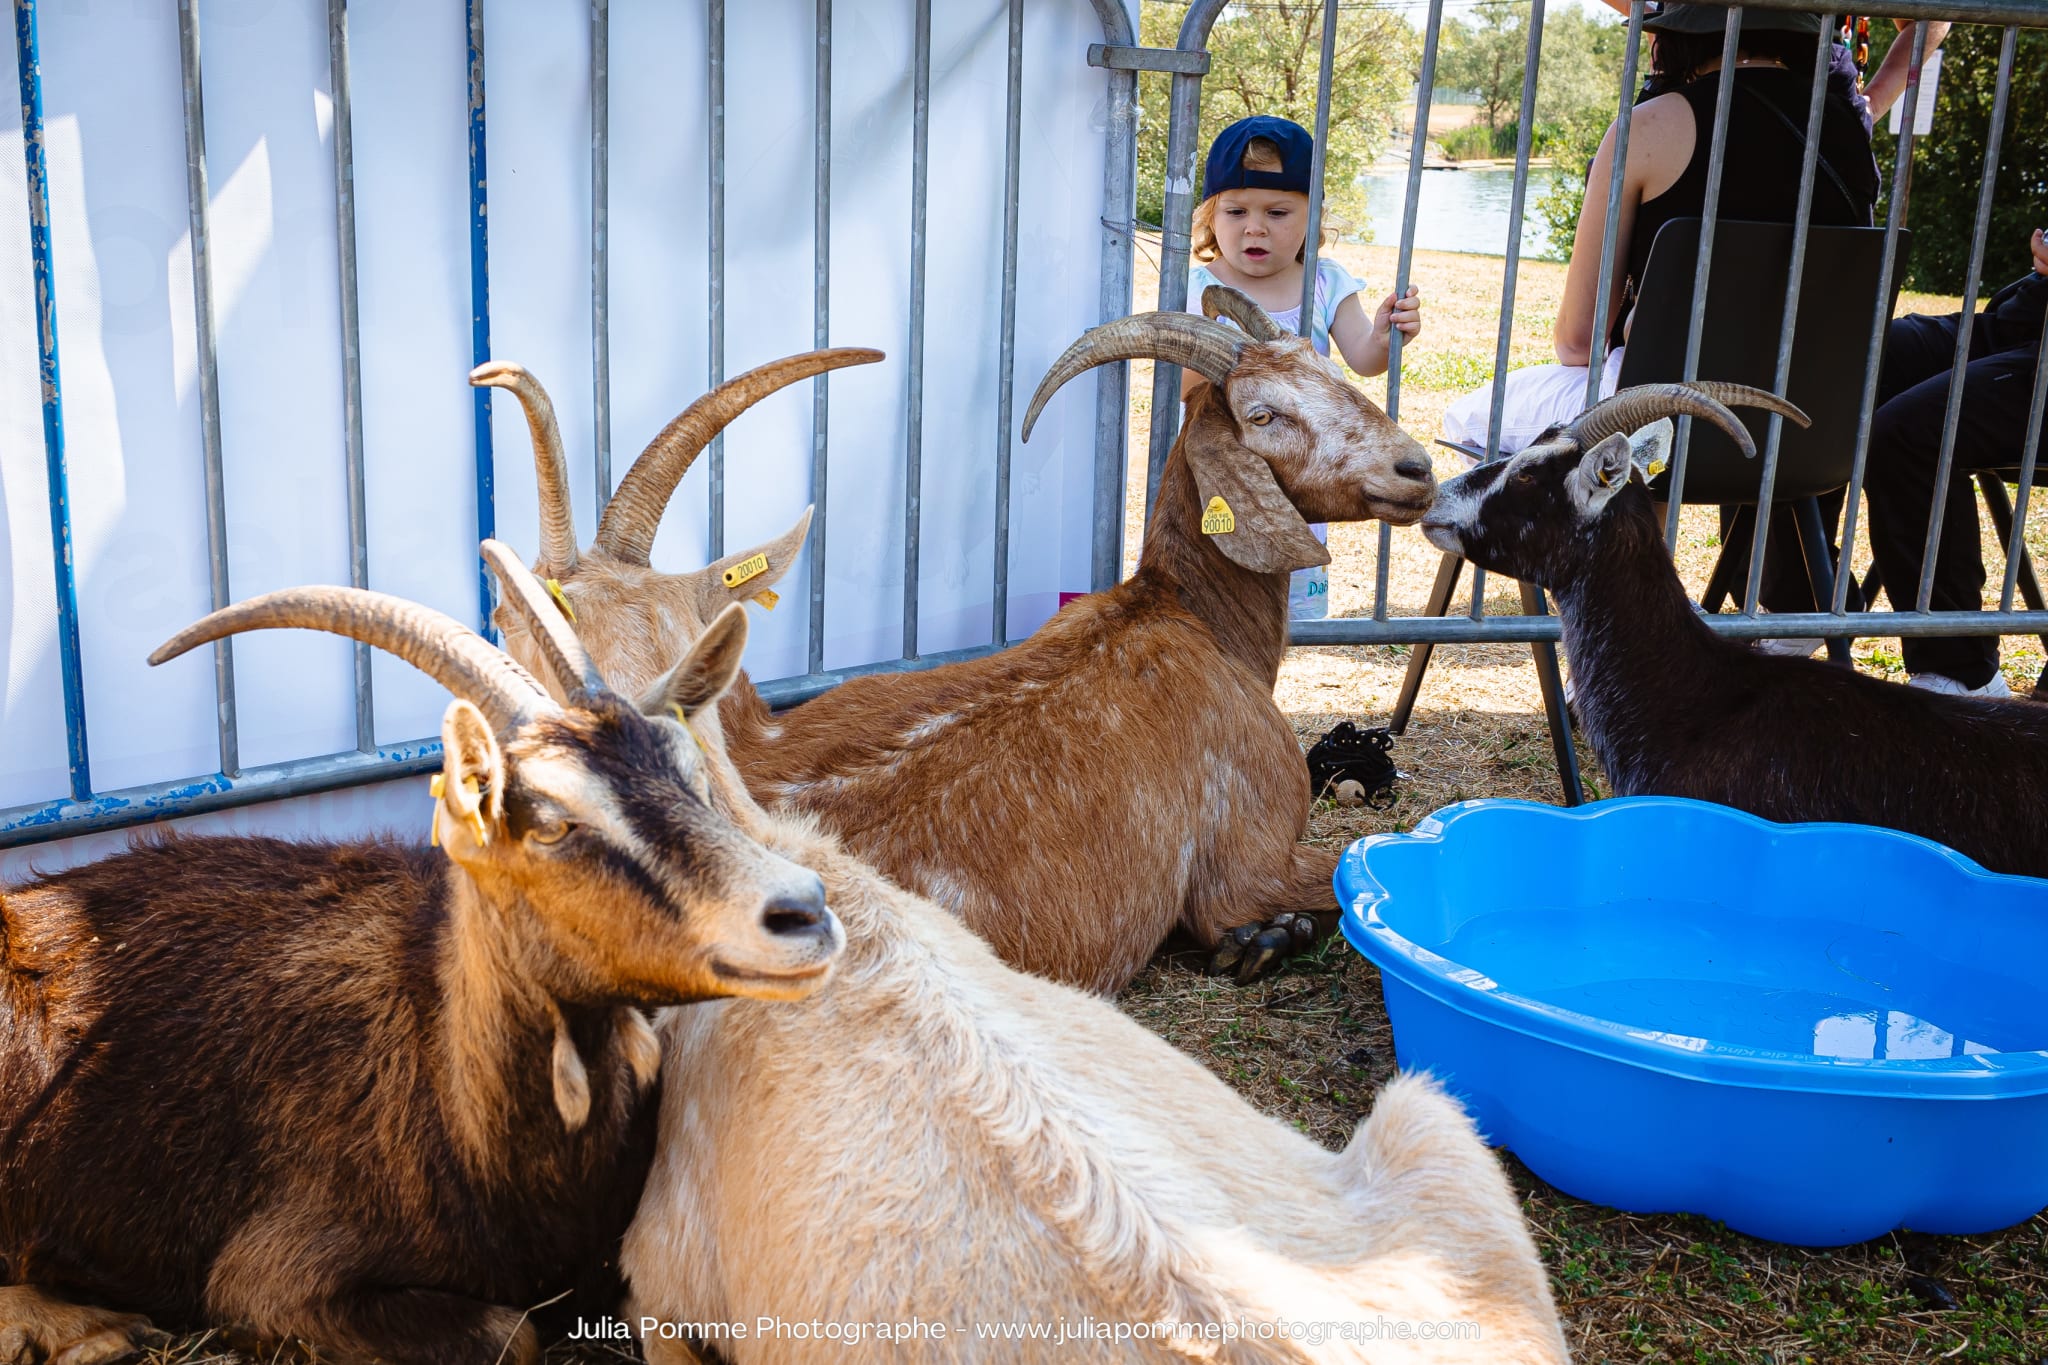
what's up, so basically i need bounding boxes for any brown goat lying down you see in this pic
[516,641,1564,1364]
[478,287,1436,993]
[0,550,840,1365]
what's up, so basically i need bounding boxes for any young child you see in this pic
[1186,115,1423,619]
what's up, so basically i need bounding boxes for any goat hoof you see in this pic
[1207,924,1262,976]
[0,1290,161,1365]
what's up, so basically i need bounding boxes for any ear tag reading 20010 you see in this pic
[1201,495,1236,536]
[722,553,769,589]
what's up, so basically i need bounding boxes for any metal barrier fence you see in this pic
[0,0,1138,848]
[7,0,2046,848]
[1138,0,2048,660]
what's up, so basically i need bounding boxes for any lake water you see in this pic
[1360,167,1560,261]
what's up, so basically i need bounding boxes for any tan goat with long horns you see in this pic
[479,288,1434,992]
[447,585,1569,1365]
[1,550,839,1365]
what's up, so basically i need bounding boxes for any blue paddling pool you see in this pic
[1335,796,2048,1246]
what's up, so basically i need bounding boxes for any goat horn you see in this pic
[471,361,578,576]
[149,587,553,735]
[1202,285,1288,343]
[593,348,886,566]
[480,540,606,702]
[1566,382,1805,461]
[1685,380,1812,429]
[1022,312,1245,442]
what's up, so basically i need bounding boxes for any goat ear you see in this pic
[434,699,506,855]
[1569,433,1636,520]
[640,602,750,721]
[1181,406,1330,574]
[689,506,812,619]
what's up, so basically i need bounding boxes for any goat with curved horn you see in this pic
[1021,312,1247,440]
[1566,382,1810,461]
[1202,283,1288,342]
[593,348,884,566]
[150,573,553,734]
[471,362,579,576]
[481,539,605,702]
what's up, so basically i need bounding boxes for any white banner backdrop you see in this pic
[0,0,1129,856]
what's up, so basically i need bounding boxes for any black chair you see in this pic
[1391,220,1909,798]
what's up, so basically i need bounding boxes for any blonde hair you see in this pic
[1189,135,1337,264]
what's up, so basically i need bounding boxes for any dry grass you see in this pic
[138,242,2047,1363]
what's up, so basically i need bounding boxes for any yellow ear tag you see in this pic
[669,704,707,754]
[1200,495,1236,536]
[544,577,577,626]
[460,775,490,846]
[722,552,769,589]
[751,588,780,611]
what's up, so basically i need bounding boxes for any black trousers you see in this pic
[1861,310,2046,687]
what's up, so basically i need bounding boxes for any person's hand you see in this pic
[2032,227,2047,278]
[1378,286,1422,342]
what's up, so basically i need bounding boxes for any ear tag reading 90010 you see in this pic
[1201,495,1236,536]
[722,553,769,589]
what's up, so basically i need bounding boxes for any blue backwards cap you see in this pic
[1202,116,1315,198]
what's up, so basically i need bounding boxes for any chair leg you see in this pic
[1976,473,2048,655]
[1701,505,1756,613]
[1791,496,1855,665]
[1519,580,1584,807]
[1388,550,1465,735]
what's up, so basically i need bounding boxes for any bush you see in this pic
[1534,114,1607,262]
[1868,23,2048,295]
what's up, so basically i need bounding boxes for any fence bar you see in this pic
[1379,0,1444,621]
[1699,0,2040,21]
[1830,21,1929,613]
[1662,5,1742,550]
[0,741,442,851]
[1288,609,2048,649]
[707,0,725,555]
[808,0,831,675]
[1738,13,1833,617]
[2000,323,2048,612]
[326,0,374,754]
[1295,0,1337,334]
[16,1,88,799]
[1088,0,1136,591]
[1913,25,2015,614]
[1472,0,1547,618]
[1582,0,1645,407]
[1144,0,1230,519]
[757,642,1004,709]
[591,0,610,512]
[175,0,240,779]
[466,0,497,638]
[902,0,930,659]
[992,0,1023,645]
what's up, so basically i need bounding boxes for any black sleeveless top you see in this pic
[1616,68,1879,348]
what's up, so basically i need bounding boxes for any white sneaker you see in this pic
[1752,607,1821,658]
[1908,672,2013,699]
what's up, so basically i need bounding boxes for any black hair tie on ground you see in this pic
[1304,721,1400,808]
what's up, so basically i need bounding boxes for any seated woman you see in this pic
[1443,4,1879,458]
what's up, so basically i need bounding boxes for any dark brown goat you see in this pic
[0,546,840,1365]
[1421,383,2048,877]
[486,289,1436,992]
